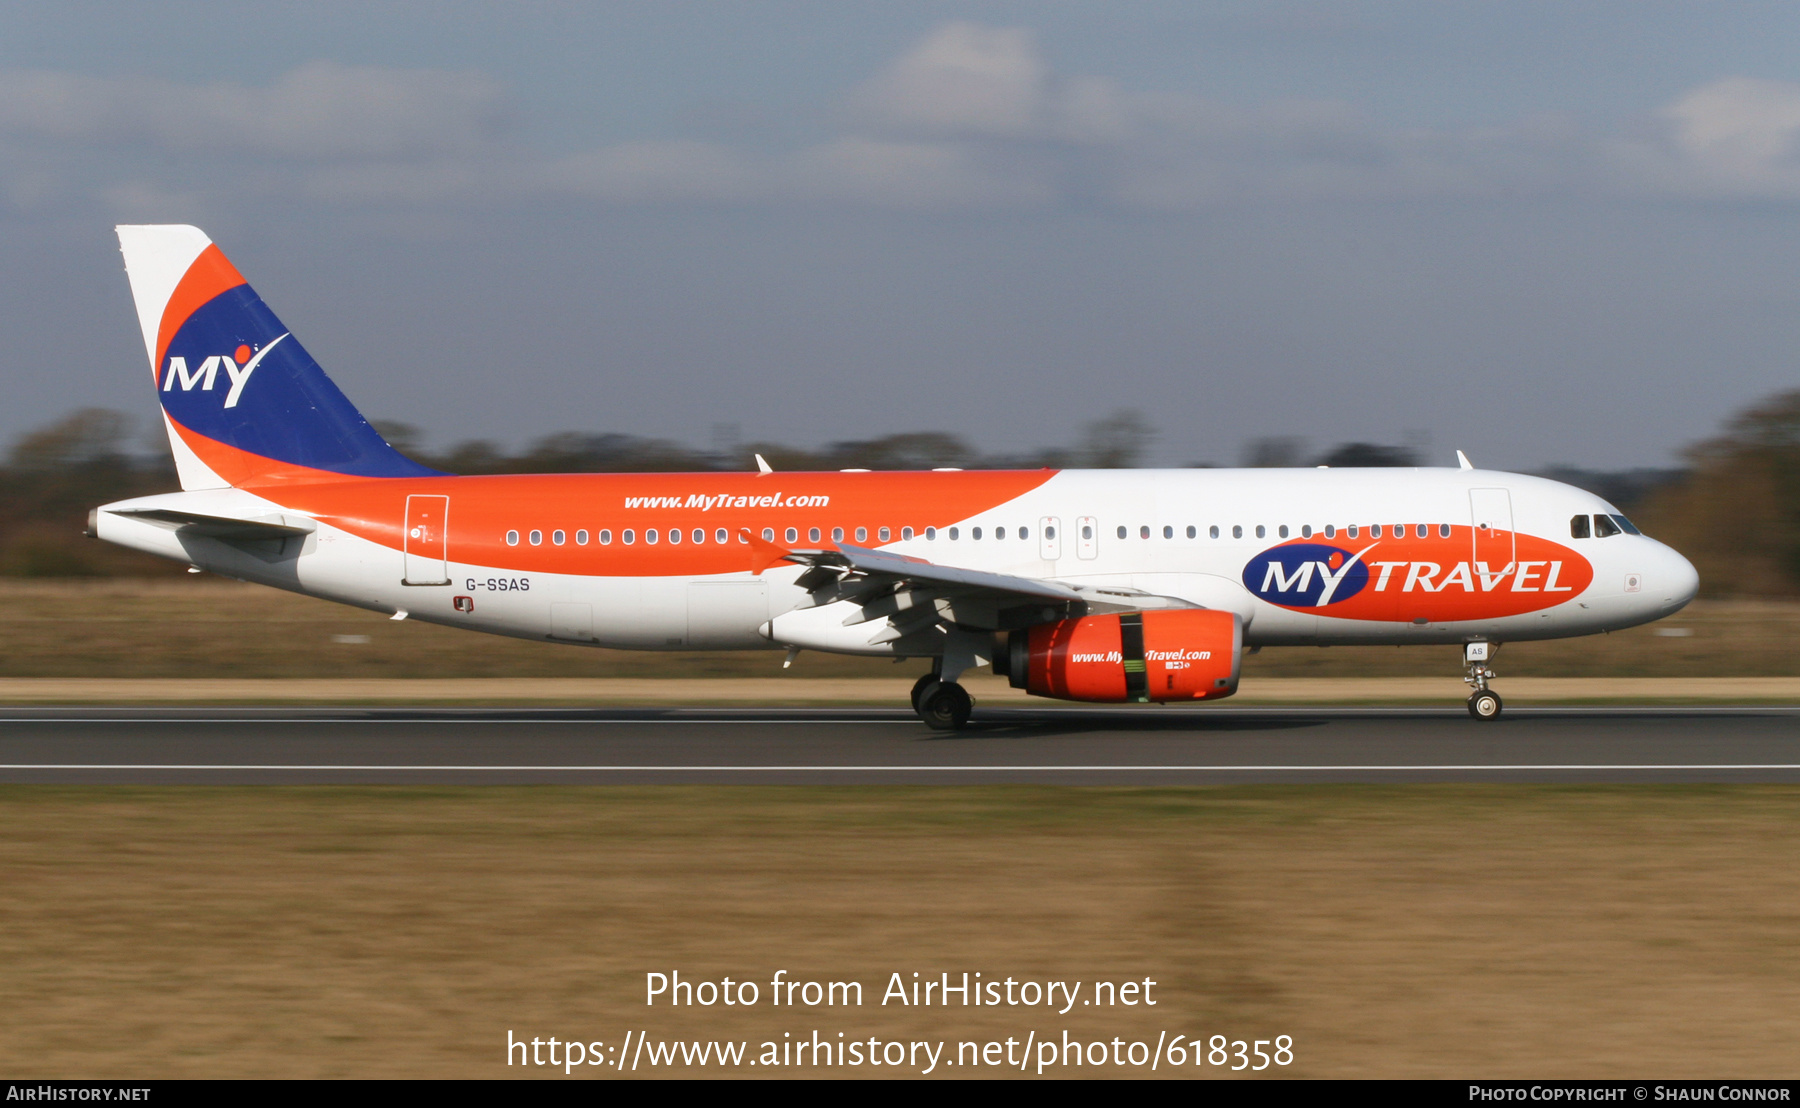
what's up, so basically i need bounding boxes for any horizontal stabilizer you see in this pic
[103,507,316,542]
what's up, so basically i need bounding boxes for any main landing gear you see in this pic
[911,668,973,731]
[1463,641,1503,720]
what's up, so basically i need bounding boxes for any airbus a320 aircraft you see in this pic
[90,225,1699,727]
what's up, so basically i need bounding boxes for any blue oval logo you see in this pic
[1243,543,1370,608]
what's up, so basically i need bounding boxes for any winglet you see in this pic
[755,453,773,475]
[741,528,795,574]
[1456,450,1474,470]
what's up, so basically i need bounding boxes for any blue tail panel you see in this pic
[160,283,441,479]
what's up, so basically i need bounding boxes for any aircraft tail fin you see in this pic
[115,224,440,489]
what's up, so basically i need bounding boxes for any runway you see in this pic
[0,705,1797,783]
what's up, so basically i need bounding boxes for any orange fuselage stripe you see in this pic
[230,466,1058,577]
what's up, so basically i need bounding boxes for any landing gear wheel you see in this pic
[919,682,974,731]
[910,673,940,714]
[1468,690,1503,720]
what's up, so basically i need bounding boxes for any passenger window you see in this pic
[949,527,960,540]
[551,530,565,545]
[901,527,913,541]
[1140,525,1150,539]
[856,527,867,542]
[1415,524,1427,538]
[529,530,543,546]
[879,527,891,542]
[832,527,843,542]
[1209,525,1219,539]
[1232,525,1243,539]
[1593,514,1621,538]
[1324,525,1336,539]
[1117,525,1127,540]
[576,529,588,545]
[1255,525,1265,538]
[1080,525,1092,540]
[505,530,519,546]
[763,528,775,542]
[1371,524,1381,538]
[809,527,821,542]
[1020,527,1030,540]
[694,529,705,544]
[1570,514,1590,539]
[715,528,727,544]
[785,527,798,543]
[1439,523,1451,538]
[646,529,659,545]
[623,529,635,545]
[1613,514,1641,535]
[972,527,983,540]
[926,527,937,540]
[1348,525,1358,539]
[667,528,680,544]
[1301,525,1312,538]
[599,529,612,545]
[1278,525,1289,538]
[1163,525,1173,539]
[1187,525,1197,538]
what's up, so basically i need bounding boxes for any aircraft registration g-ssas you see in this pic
[90,225,1699,727]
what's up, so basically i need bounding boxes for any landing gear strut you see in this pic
[1463,641,1502,720]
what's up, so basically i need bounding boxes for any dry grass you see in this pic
[2,786,1797,1078]
[0,579,1788,679]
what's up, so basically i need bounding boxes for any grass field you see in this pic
[0,579,1787,680]
[2,786,1796,1078]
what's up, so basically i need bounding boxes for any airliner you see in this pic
[89,225,1700,727]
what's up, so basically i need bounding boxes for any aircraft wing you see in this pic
[747,533,1195,641]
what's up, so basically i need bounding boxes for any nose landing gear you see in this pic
[1463,642,1502,720]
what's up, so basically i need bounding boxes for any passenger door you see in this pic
[1469,488,1515,570]
[402,495,450,585]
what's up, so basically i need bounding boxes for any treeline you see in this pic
[0,398,1779,598]
[1631,389,1800,597]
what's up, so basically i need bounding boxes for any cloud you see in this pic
[9,25,1800,216]
[845,21,1126,144]
[1607,77,1800,200]
[0,61,509,161]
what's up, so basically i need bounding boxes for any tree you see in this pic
[1079,410,1153,468]
[1633,388,1800,596]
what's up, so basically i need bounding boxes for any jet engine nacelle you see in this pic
[998,609,1243,703]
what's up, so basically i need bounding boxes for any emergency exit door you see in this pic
[403,495,451,585]
[1468,488,1514,570]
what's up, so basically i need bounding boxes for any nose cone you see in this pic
[1656,542,1700,614]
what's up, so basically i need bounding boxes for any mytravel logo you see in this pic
[1242,531,1594,620]
[1243,542,1375,608]
[161,333,289,409]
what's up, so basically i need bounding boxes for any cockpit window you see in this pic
[1612,514,1641,535]
[1570,514,1590,539]
[1593,514,1621,538]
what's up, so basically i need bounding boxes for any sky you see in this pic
[6,1,1800,469]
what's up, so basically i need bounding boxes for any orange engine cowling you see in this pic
[999,609,1243,703]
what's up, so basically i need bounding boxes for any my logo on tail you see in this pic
[162,333,288,409]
